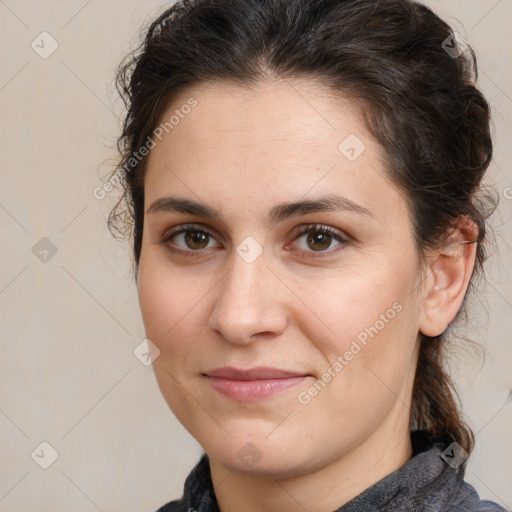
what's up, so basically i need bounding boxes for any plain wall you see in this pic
[1,1,511,510]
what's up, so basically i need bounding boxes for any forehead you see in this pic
[143,78,406,223]
[158,78,368,153]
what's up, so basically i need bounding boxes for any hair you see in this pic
[108,0,496,470]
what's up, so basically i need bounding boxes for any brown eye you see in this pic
[183,230,210,250]
[160,223,349,258]
[160,225,220,254]
[306,230,334,251]
[291,224,349,256]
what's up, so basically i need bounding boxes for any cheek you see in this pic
[313,283,420,404]
[296,297,420,447]
[294,264,412,356]
[296,257,422,409]
[137,254,206,356]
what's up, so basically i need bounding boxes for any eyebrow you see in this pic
[146,194,373,224]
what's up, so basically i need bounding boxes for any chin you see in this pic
[204,432,321,479]
[218,454,309,479]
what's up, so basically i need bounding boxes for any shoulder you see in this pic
[154,453,219,512]
[155,500,190,512]
[154,500,182,512]
[447,479,509,512]
[155,495,218,512]
[408,432,508,512]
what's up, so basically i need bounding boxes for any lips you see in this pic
[203,366,310,401]
[205,366,306,380]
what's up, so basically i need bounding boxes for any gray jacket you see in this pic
[156,431,509,511]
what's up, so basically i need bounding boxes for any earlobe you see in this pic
[419,218,478,337]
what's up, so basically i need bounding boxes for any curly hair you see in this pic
[107,0,496,469]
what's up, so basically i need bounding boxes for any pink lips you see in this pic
[204,366,308,401]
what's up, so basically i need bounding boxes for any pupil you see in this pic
[186,231,209,249]
[308,231,331,251]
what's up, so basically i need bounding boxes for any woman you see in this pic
[109,0,507,510]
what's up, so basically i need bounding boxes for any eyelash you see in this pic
[159,223,350,259]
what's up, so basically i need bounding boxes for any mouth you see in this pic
[203,366,310,401]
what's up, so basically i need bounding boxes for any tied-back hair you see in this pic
[108,0,496,470]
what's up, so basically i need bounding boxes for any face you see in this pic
[138,78,426,477]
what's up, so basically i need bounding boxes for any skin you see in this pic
[137,78,477,512]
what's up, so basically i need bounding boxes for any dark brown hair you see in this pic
[108,0,496,469]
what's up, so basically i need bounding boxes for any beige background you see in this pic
[1,1,511,510]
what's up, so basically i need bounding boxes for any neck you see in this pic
[210,421,413,512]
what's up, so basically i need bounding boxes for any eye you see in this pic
[289,224,349,256]
[159,223,350,258]
[159,224,220,256]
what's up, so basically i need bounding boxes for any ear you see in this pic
[419,216,479,337]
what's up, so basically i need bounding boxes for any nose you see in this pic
[207,247,288,346]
